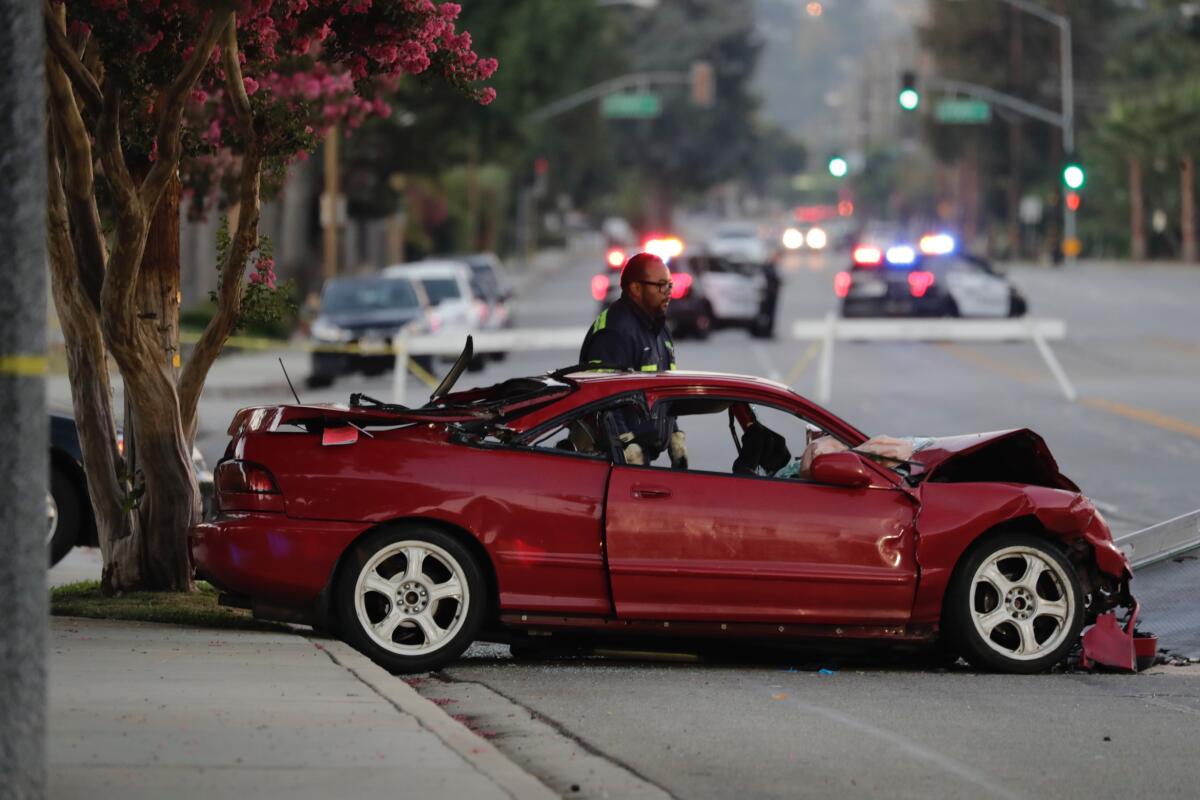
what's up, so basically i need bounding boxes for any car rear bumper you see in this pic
[191,513,369,607]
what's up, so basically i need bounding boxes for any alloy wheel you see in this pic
[968,545,1074,662]
[353,540,469,656]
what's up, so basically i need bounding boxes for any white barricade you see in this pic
[392,327,582,405]
[792,314,1075,404]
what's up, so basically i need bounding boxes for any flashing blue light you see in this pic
[885,245,917,266]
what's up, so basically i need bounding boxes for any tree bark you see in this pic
[1130,158,1146,262]
[47,123,142,593]
[1182,155,1197,264]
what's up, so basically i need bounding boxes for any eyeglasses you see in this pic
[635,279,673,293]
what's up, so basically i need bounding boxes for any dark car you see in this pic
[192,349,1143,675]
[838,244,1027,319]
[307,275,430,388]
[49,410,213,566]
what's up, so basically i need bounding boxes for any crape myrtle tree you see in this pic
[43,0,495,593]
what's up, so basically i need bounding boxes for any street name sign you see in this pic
[935,98,992,124]
[601,92,661,119]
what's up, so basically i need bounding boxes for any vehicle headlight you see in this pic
[311,318,351,342]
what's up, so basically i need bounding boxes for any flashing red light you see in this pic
[590,273,610,302]
[643,236,685,261]
[834,271,853,298]
[1066,191,1081,211]
[852,245,883,266]
[606,248,626,269]
[907,270,936,298]
[838,200,855,217]
[669,272,693,299]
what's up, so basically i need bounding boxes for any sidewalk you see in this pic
[48,616,556,800]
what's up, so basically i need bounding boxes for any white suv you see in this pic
[383,260,492,369]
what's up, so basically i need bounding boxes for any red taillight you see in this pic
[852,246,882,266]
[591,273,610,302]
[216,460,279,495]
[669,272,693,299]
[908,270,935,298]
[834,271,853,298]
[606,248,625,269]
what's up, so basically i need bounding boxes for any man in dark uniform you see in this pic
[579,252,676,372]
[580,252,685,466]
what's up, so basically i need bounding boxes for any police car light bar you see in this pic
[918,233,956,256]
[885,245,917,266]
[852,245,883,266]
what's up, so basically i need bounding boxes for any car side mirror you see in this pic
[810,451,871,488]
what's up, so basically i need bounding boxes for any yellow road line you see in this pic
[784,341,820,386]
[1080,397,1200,440]
[0,354,47,376]
[934,342,1045,384]
[1145,336,1200,355]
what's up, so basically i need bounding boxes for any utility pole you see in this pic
[322,125,341,281]
[0,0,48,795]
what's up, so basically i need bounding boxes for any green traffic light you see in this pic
[1062,164,1086,190]
[898,88,920,110]
[828,157,848,178]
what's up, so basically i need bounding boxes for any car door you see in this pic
[699,258,762,321]
[602,401,918,625]
[943,257,1010,317]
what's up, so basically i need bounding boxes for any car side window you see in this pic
[645,399,838,480]
[521,397,649,463]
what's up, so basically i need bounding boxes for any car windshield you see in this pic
[321,278,419,313]
[714,224,758,240]
[421,277,463,304]
[469,264,500,298]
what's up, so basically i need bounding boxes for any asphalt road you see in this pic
[49,238,1200,799]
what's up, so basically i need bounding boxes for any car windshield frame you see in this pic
[421,276,464,304]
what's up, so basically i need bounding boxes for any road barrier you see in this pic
[792,314,1075,404]
[1115,508,1200,570]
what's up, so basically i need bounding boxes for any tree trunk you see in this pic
[1130,158,1146,262]
[122,173,198,592]
[1182,155,1197,264]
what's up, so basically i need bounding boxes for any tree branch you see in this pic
[42,0,102,118]
[138,9,233,212]
[180,17,262,441]
[44,38,106,314]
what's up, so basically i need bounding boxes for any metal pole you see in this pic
[1060,16,1077,264]
[0,0,48,793]
[322,125,340,280]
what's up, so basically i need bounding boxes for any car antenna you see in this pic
[279,358,303,405]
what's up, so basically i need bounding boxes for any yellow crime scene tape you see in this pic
[0,354,48,376]
[177,331,439,388]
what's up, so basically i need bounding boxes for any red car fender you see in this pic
[910,482,1129,626]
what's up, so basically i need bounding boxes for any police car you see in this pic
[836,233,1027,318]
[592,237,769,339]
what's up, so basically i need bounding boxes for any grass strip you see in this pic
[51,580,288,633]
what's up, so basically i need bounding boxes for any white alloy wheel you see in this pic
[46,491,58,546]
[353,540,470,657]
[968,545,1075,662]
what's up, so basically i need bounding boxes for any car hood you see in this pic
[909,428,1078,491]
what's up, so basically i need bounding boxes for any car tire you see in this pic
[335,525,487,673]
[943,533,1084,674]
[749,311,774,339]
[941,297,961,318]
[48,466,83,567]
[1008,294,1027,318]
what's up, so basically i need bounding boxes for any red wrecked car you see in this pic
[191,344,1148,674]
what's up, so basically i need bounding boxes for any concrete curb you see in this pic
[313,638,558,800]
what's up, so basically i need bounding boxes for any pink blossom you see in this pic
[477,87,496,106]
[243,76,260,95]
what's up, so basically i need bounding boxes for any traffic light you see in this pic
[1065,191,1081,211]
[898,70,919,111]
[828,156,848,178]
[690,61,715,108]
[1062,163,1086,190]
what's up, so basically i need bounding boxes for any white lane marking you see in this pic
[785,697,1022,800]
[750,342,782,381]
